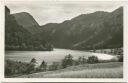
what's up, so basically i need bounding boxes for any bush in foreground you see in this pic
[5,58,37,76]
[61,54,74,68]
[39,60,47,71]
[5,59,29,76]
[49,62,60,71]
[87,56,99,64]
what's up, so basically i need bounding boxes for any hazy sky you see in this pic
[6,1,124,25]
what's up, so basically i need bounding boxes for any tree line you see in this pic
[5,54,123,77]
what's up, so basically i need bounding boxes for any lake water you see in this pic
[5,48,116,65]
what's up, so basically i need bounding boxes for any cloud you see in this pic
[6,1,124,25]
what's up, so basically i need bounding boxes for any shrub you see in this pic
[30,58,37,64]
[78,56,82,64]
[73,60,79,66]
[78,56,87,64]
[25,64,35,74]
[5,59,29,76]
[39,60,47,71]
[49,62,59,71]
[61,54,73,68]
[25,58,37,74]
[87,56,99,64]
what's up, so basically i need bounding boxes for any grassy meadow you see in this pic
[17,62,123,78]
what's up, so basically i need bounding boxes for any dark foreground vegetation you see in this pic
[18,62,123,78]
[5,54,123,77]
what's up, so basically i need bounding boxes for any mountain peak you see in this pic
[5,6,10,15]
[12,12,39,27]
[12,12,41,34]
[112,6,123,14]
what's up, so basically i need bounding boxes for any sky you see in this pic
[6,1,124,25]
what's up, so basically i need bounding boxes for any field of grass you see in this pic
[16,62,123,78]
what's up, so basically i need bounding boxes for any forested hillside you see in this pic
[12,12,41,34]
[5,6,123,51]
[40,7,123,50]
[5,6,53,51]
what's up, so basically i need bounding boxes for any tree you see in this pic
[87,56,99,64]
[30,58,36,64]
[78,56,82,64]
[26,58,37,74]
[61,58,67,68]
[39,60,47,71]
[81,56,87,64]
[66,54,73,66]
[78,56,86,64]
[49,62,59,71]
[61,54,73,68]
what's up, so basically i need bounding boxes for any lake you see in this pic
[5,48,116,65]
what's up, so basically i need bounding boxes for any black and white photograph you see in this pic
[2,82,126,83]
[5,1,123,78]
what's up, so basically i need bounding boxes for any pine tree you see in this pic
[39,60,47,71]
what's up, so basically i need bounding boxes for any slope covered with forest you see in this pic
[5,6,53,51]
[12,12,41,34]
[40,7,123,50]
[5,6,123,51]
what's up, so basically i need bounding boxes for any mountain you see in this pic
[12,12,41,34]
[5,6,31,50]
[40,7,123,50]
[5,6,53,51]
[6,6,123,51]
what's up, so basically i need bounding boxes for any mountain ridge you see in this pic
[7,6,123,50]
[5,6,53,51]
[40,6,123,50]
[12,12,41,34]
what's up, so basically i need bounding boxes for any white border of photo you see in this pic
[0,0,128,82]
